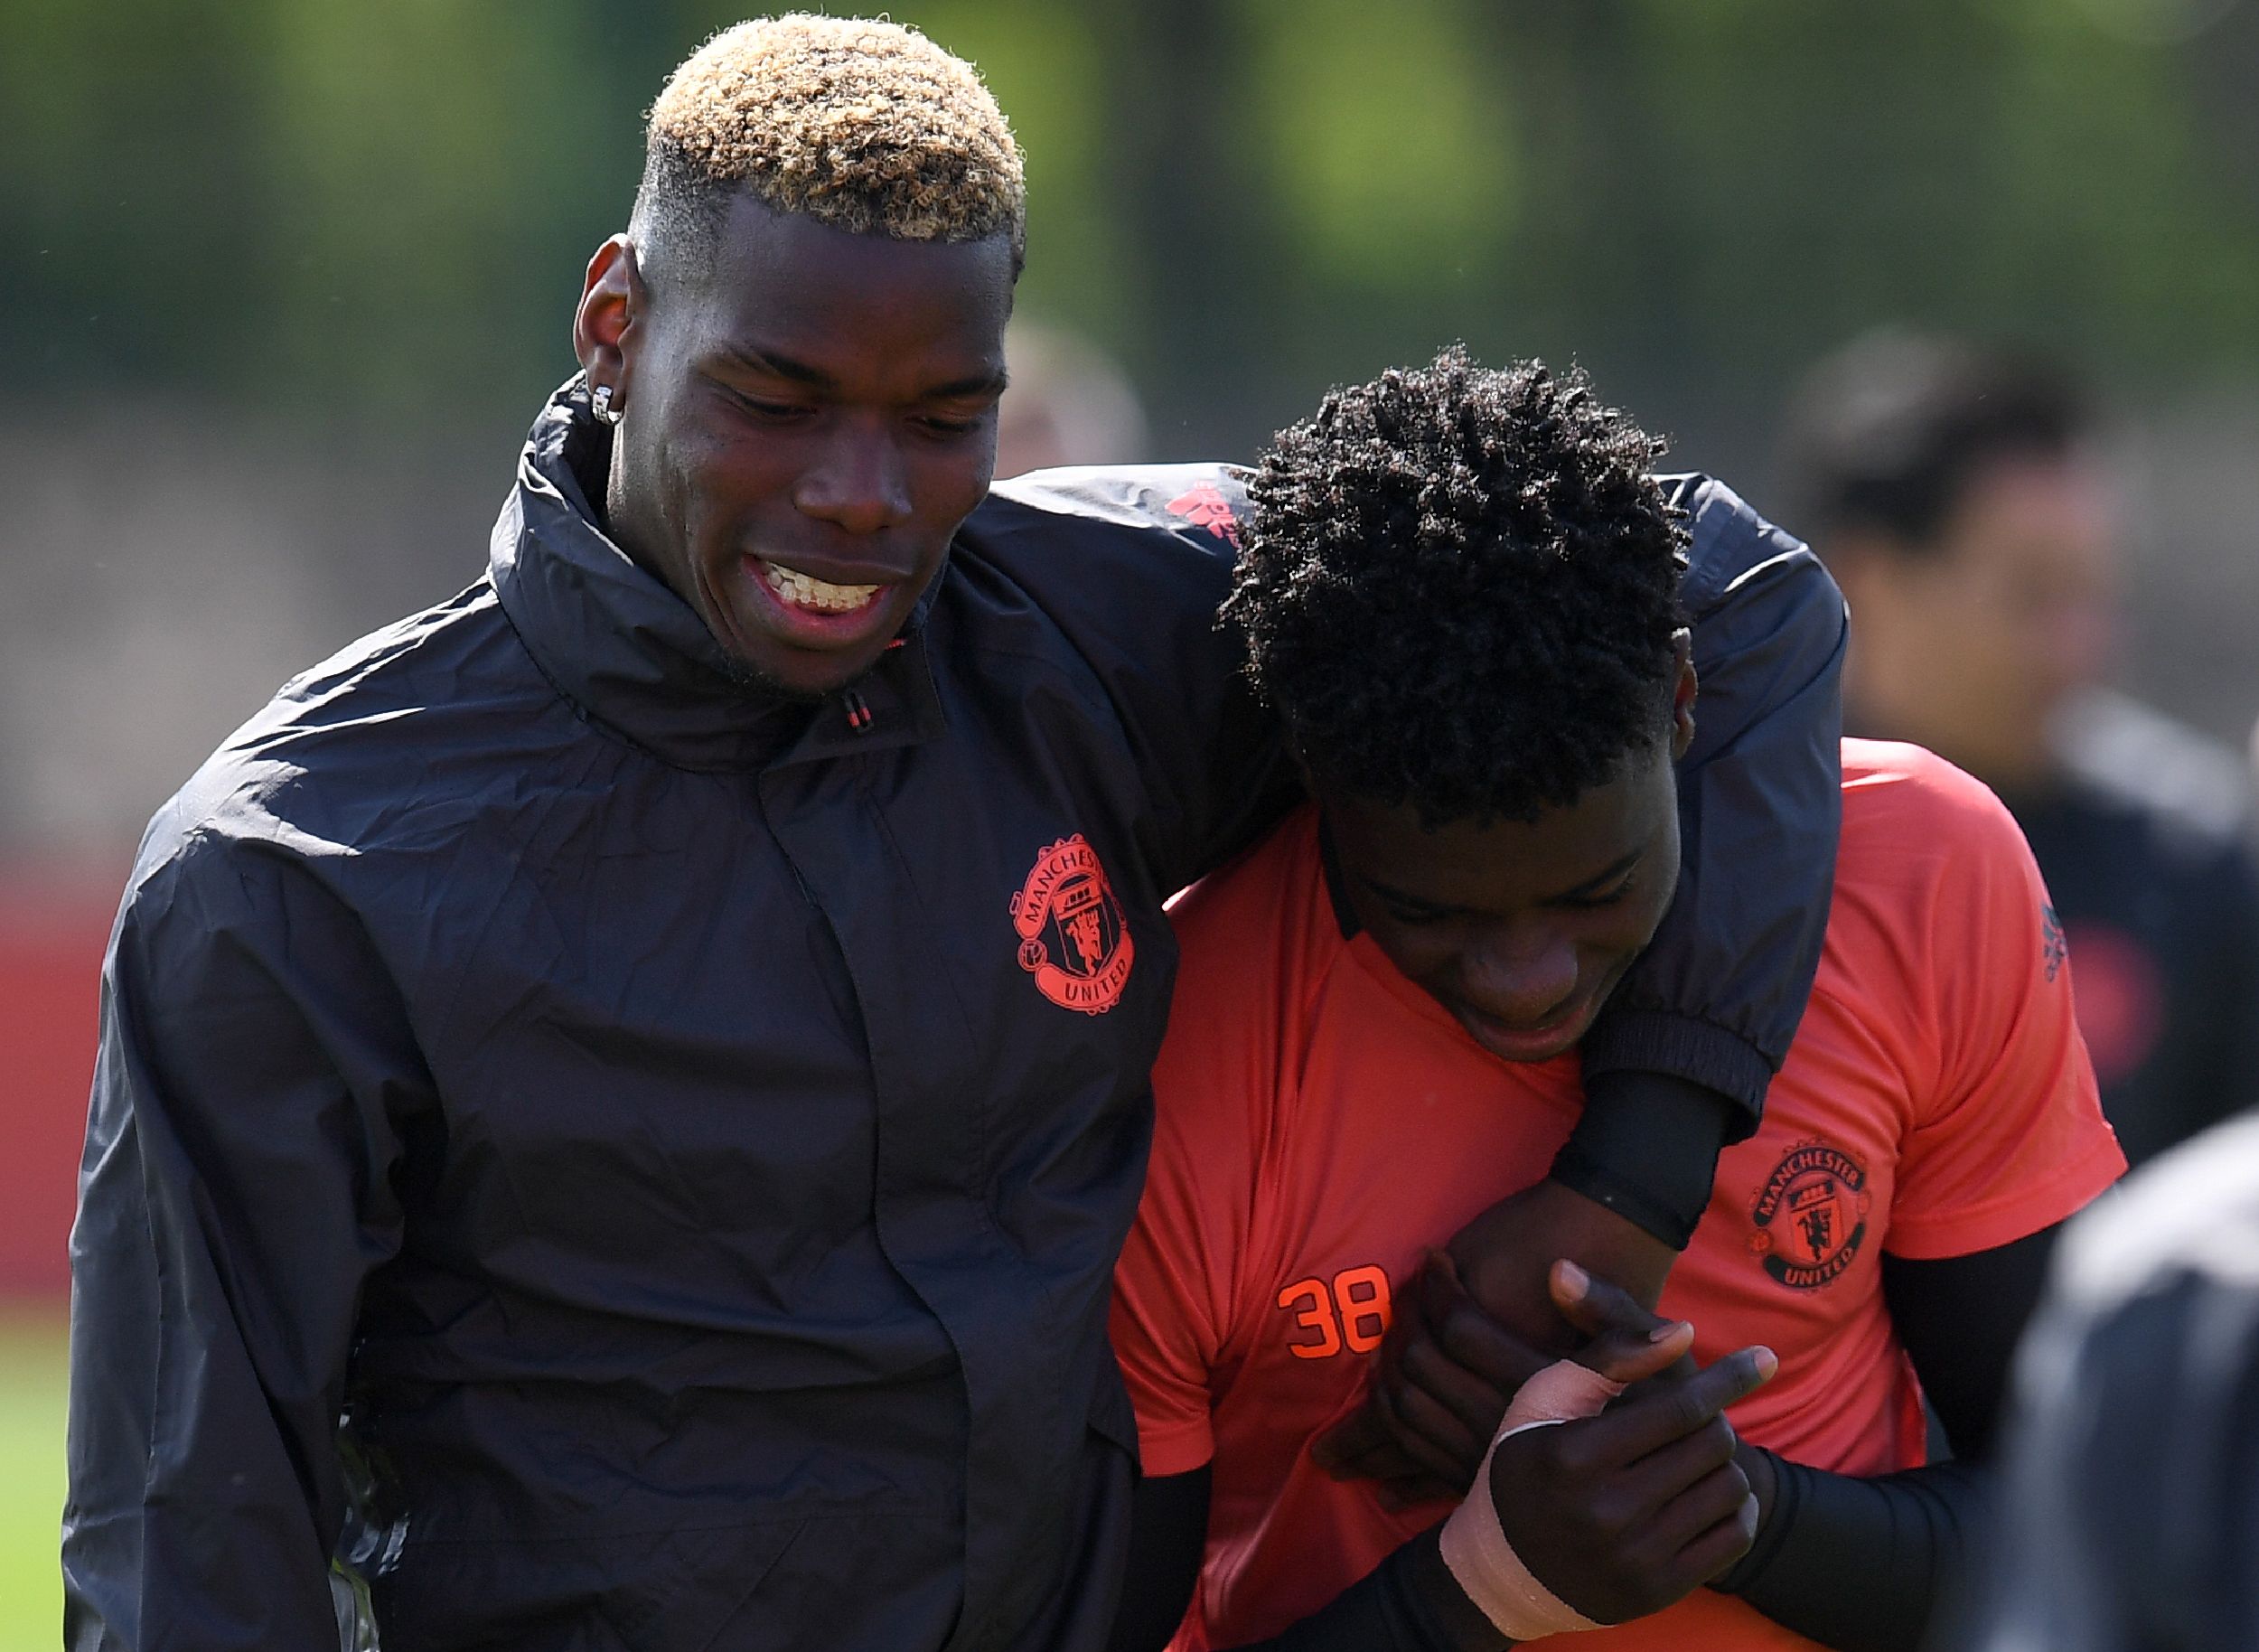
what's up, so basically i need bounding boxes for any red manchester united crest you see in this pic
[1747,1139,1870,1290]
[1010,835,1135,1015]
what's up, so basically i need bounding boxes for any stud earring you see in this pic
[591,383,622,425]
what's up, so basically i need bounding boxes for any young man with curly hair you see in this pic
[1109,352,2123,1650]
[67,20,1844,1651]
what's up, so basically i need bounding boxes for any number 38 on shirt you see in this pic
[1277,1266,1393,1359]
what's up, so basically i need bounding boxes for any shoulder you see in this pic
[1840,737,2021,843]
[1656,472,1819,614]
[981,462,1250,549]
[130,583,550,897]
[956,464,1249,618]
[1829,739,2045,992]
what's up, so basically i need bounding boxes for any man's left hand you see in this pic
[1310,1178,1677,1497]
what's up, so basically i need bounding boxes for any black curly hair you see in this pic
[1226,348,1688,826]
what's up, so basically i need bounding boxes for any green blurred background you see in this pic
[5,0,2258,1643]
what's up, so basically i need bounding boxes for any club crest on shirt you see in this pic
[1010,835,1134,1015]
[1747,1139,1870,1290]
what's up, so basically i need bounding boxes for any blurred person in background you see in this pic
[1778,332,2259,1168]
[1964,1110,2259,1652]
[995,319,1151,477]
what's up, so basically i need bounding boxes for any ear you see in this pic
[1668,630,1698,761]
[573,234,645,411]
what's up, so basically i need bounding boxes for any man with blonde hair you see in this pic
[66,17,1844,1649]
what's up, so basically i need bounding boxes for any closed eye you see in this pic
[1557,870,1638,910]
[708,378,815,423]
[1376,896,1458,926]
[914,411,988,439]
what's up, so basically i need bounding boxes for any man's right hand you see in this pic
[1484,1341,1776,1628]
[1318,1251,1693,1505]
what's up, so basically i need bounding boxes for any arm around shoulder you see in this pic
[1569,481,1848,1245]
[977,465,1301,891]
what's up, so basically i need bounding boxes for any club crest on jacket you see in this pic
[1010,835,1134,1014]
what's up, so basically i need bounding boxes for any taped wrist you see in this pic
[1439,1361,1625,1640]
[1552,1073,1736,1250]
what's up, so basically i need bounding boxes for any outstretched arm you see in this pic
[1563,476,1847,1244]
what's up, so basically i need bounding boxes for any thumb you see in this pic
[1549,1258,1672,1342]
[1551,1258,1692,1385]
[1578,1315,1695,1386]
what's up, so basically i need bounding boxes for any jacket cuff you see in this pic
[1576,1008,1774,1135]
[1552,1071,1737,1251]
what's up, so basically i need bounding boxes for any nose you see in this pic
[794,416,913,537]
[1458,929,1580,1031]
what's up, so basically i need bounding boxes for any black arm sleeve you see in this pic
[1111,1469,1212,1652]
[1564,478,1846,1242]
[1113,1471,1504,1652]
[1220,1535,1505,1652]
[1708,1226,2061,1650]
[1712,1454,1990,1652]
[1551,1073,1737,1251]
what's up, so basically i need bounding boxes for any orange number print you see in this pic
[1333,1265,1392,1353]
[1278,1278,1343,1359]
[1278,1267,1395,1358]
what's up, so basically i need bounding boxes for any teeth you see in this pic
[763,561,881,614]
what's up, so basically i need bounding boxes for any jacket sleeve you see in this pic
[980,465,1303,895]
[1576,476,1847,1133]
[65,831,422,1651]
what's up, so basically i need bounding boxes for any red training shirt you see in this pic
[1111,741,2125,1650]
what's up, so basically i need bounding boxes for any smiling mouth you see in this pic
[759,558,885,614]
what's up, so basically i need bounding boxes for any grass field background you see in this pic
[0,1309,66,1650]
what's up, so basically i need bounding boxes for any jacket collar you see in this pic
[491,377,945,774]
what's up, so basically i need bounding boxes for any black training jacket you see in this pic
[64,380,1844,1651]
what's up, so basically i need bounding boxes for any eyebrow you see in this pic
[717,343,1008,401]
[1362,847,1646,915]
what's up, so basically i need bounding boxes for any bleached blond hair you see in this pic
[633,14,1025,275]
